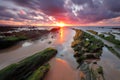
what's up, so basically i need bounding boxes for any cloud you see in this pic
[11,0,66,16]
[0,0,120,25]
[103,0,120,12]
[0,4,53,24]
[68,0,120,23]
[0,5,17,20]
[88,16,120,26]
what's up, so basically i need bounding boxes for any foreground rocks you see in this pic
[0,27,60,50]
[71,29,105,80]
[0,48,57,80]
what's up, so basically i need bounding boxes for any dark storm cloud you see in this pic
[71,0,89,4]
[103,0,120,12]
[71,0,94,8]
[0,4,49,23]
[11,0,66,15]
[17,13,31,20]
[1,0,120,24]
[72,0,96,8]
[77,10,119,23]
[0,5,7,10]
[71,0,120,12]
[69,0,120,23]
[0,5,28,21]
[28,12,38,17]
[0,6,16,20]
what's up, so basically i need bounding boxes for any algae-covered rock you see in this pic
[27,63,50,80]
[0,48,57,80]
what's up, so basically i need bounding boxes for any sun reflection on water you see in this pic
[60,27,64,42]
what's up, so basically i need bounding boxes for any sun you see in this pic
[56,22,65,27]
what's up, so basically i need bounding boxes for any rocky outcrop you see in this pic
[71,29,105,80]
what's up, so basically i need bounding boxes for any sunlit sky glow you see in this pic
[0,0,120,26]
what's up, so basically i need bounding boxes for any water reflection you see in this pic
[44,58,79,80]
[22,41,33,47]
[98,47,120,80]
[60,27,64,43]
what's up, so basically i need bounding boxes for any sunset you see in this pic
[56,22,66,27]
[0,0,120,26]
[0,0,120,80]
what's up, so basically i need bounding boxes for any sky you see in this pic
[0,0,120,26]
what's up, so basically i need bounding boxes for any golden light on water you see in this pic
[59,27,64,43]
[60,27,63,38]
[56,58,66,64]
[55,22,66,43]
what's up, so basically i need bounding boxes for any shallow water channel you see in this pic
[0,27,120,80]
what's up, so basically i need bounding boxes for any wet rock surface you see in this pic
[71,29,105,80]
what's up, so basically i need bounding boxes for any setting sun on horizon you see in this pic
[56,22,66,27]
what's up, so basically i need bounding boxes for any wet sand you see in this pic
[45,58,79,80]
